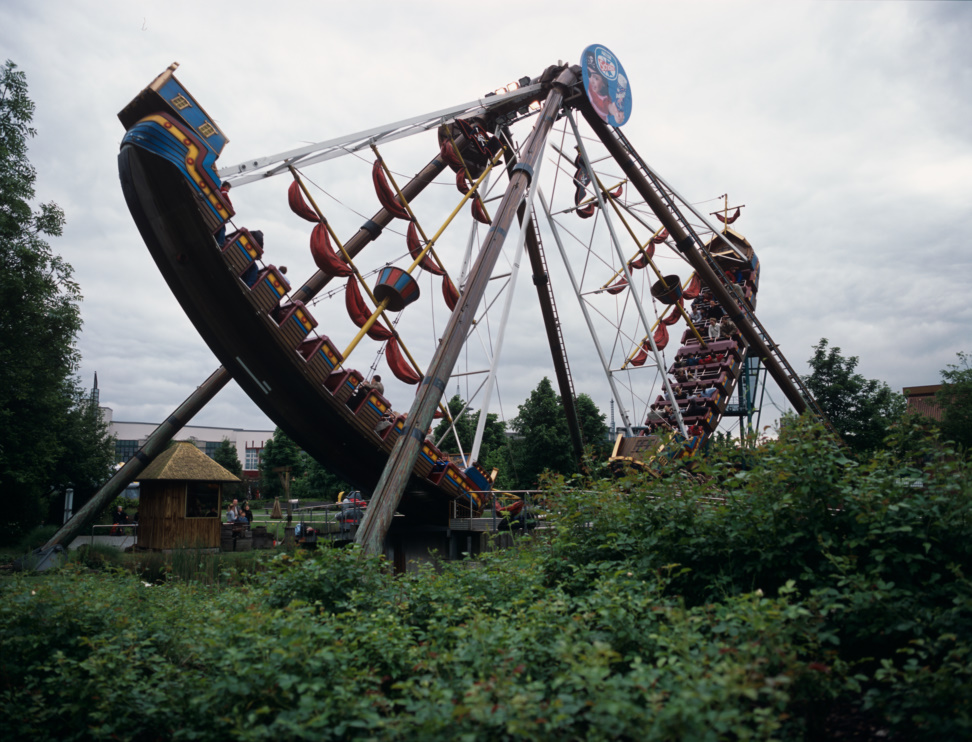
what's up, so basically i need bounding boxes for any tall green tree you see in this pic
[802,339,905,455]
[937,351,972,451]
[211,438,242,476]
[431,395,507,461]
[0,60,112,543]
[291,452,351,502]
[575,392,609,456]
[212,438,244,499]
[50,388,114,512]
[431,395,477,455]
[510,377,575,488]
[258,428,303,500]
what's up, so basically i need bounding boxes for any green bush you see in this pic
[543,415,972,738]
[1,416,969,739]
[16,524,59,553]
[66,541,123,571]
[0,560,835,740]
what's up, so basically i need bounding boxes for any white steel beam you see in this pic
[219,85,542,186]
[566,110,687,439]
[539,189,635,437]
[469,149,545,464]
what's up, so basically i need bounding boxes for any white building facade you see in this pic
[103,406,274,486]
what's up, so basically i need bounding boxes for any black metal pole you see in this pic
[39,366,233,554]
[500,128,585,461]
[580,105,808,416]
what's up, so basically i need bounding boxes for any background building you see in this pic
[903,385,943,421]
[101,405,274,495]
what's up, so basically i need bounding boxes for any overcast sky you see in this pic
[2,1,969,439]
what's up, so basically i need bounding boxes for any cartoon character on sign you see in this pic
[612,73,628,123]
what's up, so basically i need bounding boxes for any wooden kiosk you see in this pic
[136,441,240,550]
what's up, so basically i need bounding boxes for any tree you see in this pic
[431,395,477,455]
[802,339,905,455]
[212,438,244,499]
[212,438,243,477]
[429,394,514,486]
[0,60,113,543]
[258,428,303,500]
[431,394,507,462]
[510,377,575,488]
[575,392,608,457]
[291,452,351,502]
[937,351,972,450]
[49,388,114,513]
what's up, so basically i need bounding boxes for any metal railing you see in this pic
[80,523,138,549]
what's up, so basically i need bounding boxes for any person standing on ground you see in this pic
[110,505,129,535]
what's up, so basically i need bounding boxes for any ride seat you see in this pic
[429,461,462,496]
[273,301,318,349]
[414,440,441,479]
[221,228,263,278]
[297,336,343,386]
[248,266,291,314]
[379,414,406,446]
[351,389,391,430]
[324,369,363,405]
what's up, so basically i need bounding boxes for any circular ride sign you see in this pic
[581,44,632,127]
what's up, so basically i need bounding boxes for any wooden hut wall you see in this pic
[138,481,221,549]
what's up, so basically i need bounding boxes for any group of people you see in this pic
[226,498,254,525]
[647,402,707,432]
[689,297,725,326]
[642,267,756,441]
[673,349,729,372]
[688,303,738,345]
[724,267,756,308]
[338,491,367,535]
[644,287,738,437]
[707,316,738,341]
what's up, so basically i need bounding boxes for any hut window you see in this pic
[186,481,221,518]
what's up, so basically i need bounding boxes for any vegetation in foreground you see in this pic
[2,416,970,740]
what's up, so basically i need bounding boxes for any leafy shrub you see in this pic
[67,541,123,570]
[16,524,59,553]
[261,544,392,612]
[543,414,972,738]
[0,561,835,740]
[1,416,969,739]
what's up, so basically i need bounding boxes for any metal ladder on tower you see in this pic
[608,127,839,439]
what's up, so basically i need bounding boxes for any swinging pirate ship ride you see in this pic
[43,47,834,563]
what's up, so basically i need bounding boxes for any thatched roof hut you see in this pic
[137,441,240,550]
